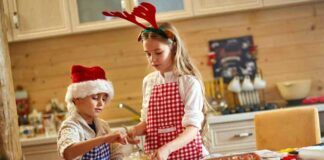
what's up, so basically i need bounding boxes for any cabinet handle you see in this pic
[13,12,19,29]
[234,132,253,138]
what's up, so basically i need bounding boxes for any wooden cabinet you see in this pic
[22,143,59,160]
[133,0,193,21]
[5,0,71,41]
[263,0,317,7]
[2,0,13,42]
[69,0,192,33]
[192,0,317,16]
[208,119,256,154]
[69,0,132,33]
[3,0,319,42]
[192,0,263,16]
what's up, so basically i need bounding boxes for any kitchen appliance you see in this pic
[276,79,312,106]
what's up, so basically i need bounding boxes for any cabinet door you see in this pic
[263,0,317,7]
[69,0,132,33]
[6,0,71,41]
[133,0,193,21]
[193,0,263,16]
[2,0,13,42]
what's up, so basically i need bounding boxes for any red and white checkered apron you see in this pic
[144,82,203,160]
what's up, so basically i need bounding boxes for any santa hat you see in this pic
[65,65,114,113]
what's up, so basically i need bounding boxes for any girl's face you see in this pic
[73,93,108,123]
[143,38,174,74]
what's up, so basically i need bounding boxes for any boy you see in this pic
[57,65,125,160]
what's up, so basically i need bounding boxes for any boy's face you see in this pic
[73,93,109,122]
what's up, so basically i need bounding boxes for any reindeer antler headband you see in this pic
[102,2,174,41]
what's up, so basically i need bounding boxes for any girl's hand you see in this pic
[125,127,140,144]
[152,145,171,160]
[105,131,126,144]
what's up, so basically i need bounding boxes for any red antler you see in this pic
[102,2,158,29]
[132,2,158,29]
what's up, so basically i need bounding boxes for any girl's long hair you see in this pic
[139,22,211,149]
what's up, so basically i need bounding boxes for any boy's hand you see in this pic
[105,131,126,144]
[125,127,140,144]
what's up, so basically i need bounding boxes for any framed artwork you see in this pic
[209,35,257,83]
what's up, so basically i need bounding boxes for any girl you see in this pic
[128,22,210,160]
[57,65,126,160]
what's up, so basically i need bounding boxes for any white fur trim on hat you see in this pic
[65,79,114,113]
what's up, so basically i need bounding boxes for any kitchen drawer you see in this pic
[208,120,256,154]
[211,125,255,145]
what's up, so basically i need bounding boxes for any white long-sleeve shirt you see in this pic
[140,71,204,130]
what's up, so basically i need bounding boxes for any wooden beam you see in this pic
[0,1,22,159]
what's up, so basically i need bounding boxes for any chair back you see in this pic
[254,107,321,151]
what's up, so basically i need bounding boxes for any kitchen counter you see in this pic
[207,104,324,124]
[20,134,57,147]
[21,104,324,147]
[20,117,139,147]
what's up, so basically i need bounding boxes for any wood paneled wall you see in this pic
[8,2,324,120]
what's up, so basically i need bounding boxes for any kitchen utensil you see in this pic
[204,81,211,98]
[242,76,254,91]
[253,74,266,89]
[254,90,260,104]
[213,78,226,108]
[205,79,228,112]
[219,77,225,97]
[210,80,216,99]
[228,76,244,106]
[204,81,217,112]
[242,76,254,105]
[123,125,143,154]
[253,74,266,105]
[228,76,241,93]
